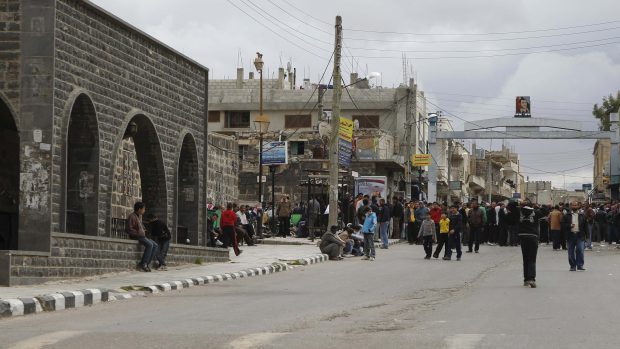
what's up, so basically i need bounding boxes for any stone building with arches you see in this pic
[0,0,235,285]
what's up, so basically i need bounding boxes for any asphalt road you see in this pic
[1,243,618,349]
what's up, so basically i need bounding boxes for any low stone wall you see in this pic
[1,233,229,286]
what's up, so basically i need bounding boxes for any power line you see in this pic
[225,0,329,61]
[346,20,620,36]
[349,40,620,60]
[345,26,620,44]
[345,36,620,54]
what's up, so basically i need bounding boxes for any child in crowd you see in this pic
[433,213,450,259]
[418,215,436,259]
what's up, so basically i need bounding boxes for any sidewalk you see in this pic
[0,239,403,318]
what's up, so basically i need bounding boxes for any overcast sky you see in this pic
[91,0,620,190]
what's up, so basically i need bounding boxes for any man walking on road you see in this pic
[518,201,539,288]
[549,205,563,250]
[563,201,586,271]
[445,205,463,261]
[378,198,391,249]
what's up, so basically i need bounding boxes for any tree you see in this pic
[592,91,620,131]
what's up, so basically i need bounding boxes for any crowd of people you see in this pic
[126,192,620,285]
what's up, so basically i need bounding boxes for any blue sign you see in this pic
[338,138,352,167]
[512,193,521,199]
[262,141,288,165]
[582,183,592,191]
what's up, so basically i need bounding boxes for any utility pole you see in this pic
[328,15,342,228]
[405,87,412,200]
[447,139,453,203]
[487,152,492,203]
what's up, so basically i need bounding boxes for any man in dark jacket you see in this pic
[320,225,345,260]
[467,200,485,253]
[378,198,391,249]
[518,202,539,288]
[563,201,587,271]
[146,213,171,271]
[445,205,463,261]
[391,197,404,240]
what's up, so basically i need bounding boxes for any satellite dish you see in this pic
[318,121,331,139]
[366,72,381,80]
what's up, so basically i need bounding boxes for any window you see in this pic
[225,111,250,128]
[289,141,305,156]
[285,114,312,129]
[238,145,250,162]
[208,111,220,123]
[352,115,380,129]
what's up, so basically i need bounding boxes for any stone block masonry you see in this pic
[52,0,207,238]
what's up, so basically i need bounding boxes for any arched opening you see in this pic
[0,97,19,250]
[176,134,199,245]
[65,94,99,235]
[110,114,167,238]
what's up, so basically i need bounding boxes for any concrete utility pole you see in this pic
[405,87,412,200]
[328,15,343,227]
[447,139,453,203]
[487,153,492,203]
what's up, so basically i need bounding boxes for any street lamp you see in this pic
[254,52,270,238]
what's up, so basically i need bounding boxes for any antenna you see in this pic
[402,52,407,86]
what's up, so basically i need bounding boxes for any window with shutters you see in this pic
[208,111,220,123]
[284,114,312,129]
[352,115,380,129]
[225,111,250,128]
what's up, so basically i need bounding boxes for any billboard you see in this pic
[262,141,288,165]
[515,96,531,117]
[338,117,353,167]
[355,176,387,199]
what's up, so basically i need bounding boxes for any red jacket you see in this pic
[220,209,237,227]
[430,207,442,223]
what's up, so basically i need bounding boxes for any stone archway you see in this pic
[176,133,199,245]
[110,114,168,238]
[65,94,99,235]
[0,96,19,250]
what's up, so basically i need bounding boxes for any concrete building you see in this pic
[208,68,428,205]
[592,139,611,202]
[0,0,234,285]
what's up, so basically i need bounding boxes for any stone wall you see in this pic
[0,0,20,110]
[111,138,142,220]
[206,133,239,205]
[2,233,229,286]
[51,0,207,237]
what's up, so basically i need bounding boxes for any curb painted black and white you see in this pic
[0,254,329,318]
[0,288,135,318]
[142,254,328,294]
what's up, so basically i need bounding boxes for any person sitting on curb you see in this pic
[126,202,165,272]
[341,224,364,256]
[320,225,345,260]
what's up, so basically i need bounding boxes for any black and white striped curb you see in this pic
[0,254,329,318]
[142,254,328,294]
[0,288,134,318]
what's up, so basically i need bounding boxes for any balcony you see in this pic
[468,175,486,192]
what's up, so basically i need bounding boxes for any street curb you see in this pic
[141,254,329,294]
[0,288,126,318]
[0,254,329,319]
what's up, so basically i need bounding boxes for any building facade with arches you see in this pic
[0,0,233,285]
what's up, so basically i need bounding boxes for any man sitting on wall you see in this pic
[126,202,165,272]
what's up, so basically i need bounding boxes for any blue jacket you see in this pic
[362,212,377,234]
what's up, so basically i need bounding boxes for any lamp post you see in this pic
[254,52,270,238]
